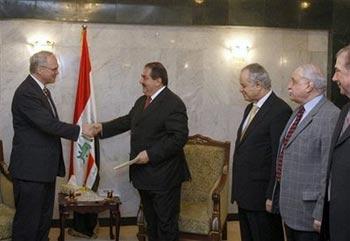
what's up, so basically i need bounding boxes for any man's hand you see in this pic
[82,123,95,138]
[93,123,102,134]
[313,219,321,233]
[135,150,149,164]
[82,123,102,138]
[266,199,272,213]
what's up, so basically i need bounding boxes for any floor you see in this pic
[49,221,241,241]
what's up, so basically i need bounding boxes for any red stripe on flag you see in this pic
[84,154,95,184]
[69,28,92,178]
[73,29,91,124]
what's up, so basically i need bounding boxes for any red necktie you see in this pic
[43,87,58,117]
[276,106,305,181]
[144,96,151,109]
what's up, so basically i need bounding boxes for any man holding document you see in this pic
[94,62,191,241]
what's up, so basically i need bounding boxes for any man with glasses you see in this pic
[9,51,95,241]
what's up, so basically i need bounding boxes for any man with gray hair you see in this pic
[232,63,291,241]
[321,44,350,241]
[9,51,95,241]
[271,64,339,241]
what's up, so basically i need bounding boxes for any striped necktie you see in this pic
[276,105,305,181]
[43,87,58,117]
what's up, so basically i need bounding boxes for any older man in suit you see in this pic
[232,63,291,241]
[271,64,339,241]
[95,62,190,241]
[321,44,350,241]
[10,51,94,241]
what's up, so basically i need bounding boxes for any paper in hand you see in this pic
[113,157,139,170]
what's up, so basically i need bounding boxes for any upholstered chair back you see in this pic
[0,140,15,241]
[179,134,230,240]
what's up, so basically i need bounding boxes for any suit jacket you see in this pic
[274,96,339,231]
[231,92,292,211]
[101,87,191,190]
[9,75,80,182]
[321,102,350,241]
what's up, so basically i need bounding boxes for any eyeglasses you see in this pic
[40,65,59,72]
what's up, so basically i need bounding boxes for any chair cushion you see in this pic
[179,201,210,235]
[0,203,15,240]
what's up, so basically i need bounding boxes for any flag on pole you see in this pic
[69,25,98,189]
[67,25,99,239]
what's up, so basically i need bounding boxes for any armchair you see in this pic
[137,134,230,241]
[0,140,15,241]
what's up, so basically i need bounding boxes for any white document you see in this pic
[113,157,139,170]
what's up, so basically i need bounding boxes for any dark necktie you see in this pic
[43,87,58,117]
[276,106,305,181]
[144,96,151,109]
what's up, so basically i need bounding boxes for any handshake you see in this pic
[81,123,102,139]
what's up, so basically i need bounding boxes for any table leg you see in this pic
[58,210,66,241]
[109,209,115,239]
[115,208,121,241]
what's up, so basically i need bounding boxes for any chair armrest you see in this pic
[0,160,12,182]
[209,164,229,235]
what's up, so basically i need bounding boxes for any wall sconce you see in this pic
[28,37,55,55]
[224,40,251,64]
[194,0,204,4]
[300,1,311,9]
[229,45,250,61]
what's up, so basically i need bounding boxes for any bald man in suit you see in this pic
[232,63,291,241]
[10,51,95,241]
[271,64,339,241]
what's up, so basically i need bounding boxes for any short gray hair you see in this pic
[241,63,271,89]
[29,51,54,74]
[336,44,350,70]
[296,64,326,92]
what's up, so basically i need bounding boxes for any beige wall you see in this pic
[0,20,328,218]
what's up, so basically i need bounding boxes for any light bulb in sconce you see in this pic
[224,38,251,63]
[194,0,204,4]
[226,45,251,63]
[300,1,311,9]
[28,37,55,55]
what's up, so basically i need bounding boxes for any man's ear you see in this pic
[156,78,163,86]
[306,80,315,93]
[255,80,263,89]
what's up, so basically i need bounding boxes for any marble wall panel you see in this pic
[0,19,328,218]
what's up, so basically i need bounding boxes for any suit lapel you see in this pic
[27,76,58,118]
[285,96,326,147]
[238,92,276,144]
[134,87,168,125]
[335,103,350,146]
[236,104,252,145]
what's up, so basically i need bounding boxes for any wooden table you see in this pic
[58,193,121,241]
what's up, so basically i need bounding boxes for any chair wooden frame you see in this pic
[0,140,11,181]
[136,134,231,241]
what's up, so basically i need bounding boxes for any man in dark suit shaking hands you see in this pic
[95,62,190,241]
[10,51,95,241]
[231,63,292,241]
